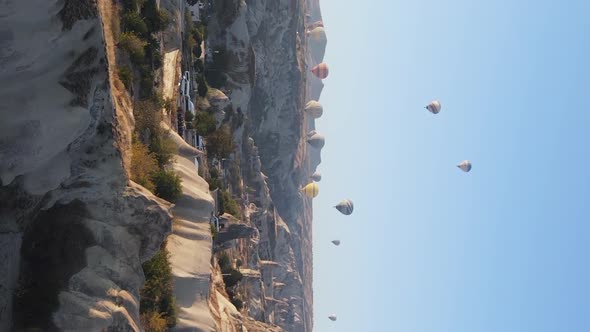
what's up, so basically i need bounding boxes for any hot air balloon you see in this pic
[311,63,329,79]
[301,182,319,198]
[307,133,325,149]
[310,171,322,182]
[425,100,441,114]
[308,27,327,50]
[328,314,337,321]
[457,160,472,172]
[335,199,354,215]
[331,240,341,246]
[305,100,323,118]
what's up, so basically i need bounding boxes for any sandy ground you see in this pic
[163,50,180,101]
[163,125,217,332]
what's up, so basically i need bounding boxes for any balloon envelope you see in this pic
[331,240,341,246]
[301,182,319,198]
[310,172,322,182]
[307,133,325,149]
[311,63,329,79]
[305,100,323,118]
[425,100,441,114]
[308,27,327,43]
[335,199,354,215]
[457,160,472,172]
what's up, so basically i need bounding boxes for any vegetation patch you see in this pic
[152,170,183,202]
[206,124,234,159]
[140,241,177,329]
[59,0,98,31]
[194,111,217,136]
[220,190,241,218]
[118,65,134,89]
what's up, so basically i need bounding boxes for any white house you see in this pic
[188,1,205,22]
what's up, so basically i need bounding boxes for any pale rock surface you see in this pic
[0,1,172,331]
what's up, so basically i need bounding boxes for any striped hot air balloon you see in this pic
[301,182,319,198]
[311,63,329,79]
[425,100,441,114]
[335,199,354,215]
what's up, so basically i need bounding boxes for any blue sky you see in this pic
[312,0,590,331]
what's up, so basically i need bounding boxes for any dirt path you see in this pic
[97,0,134,167]
[163,50,181,101]
[163,125,216,332]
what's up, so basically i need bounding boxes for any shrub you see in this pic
[134,99,162,135]
[150,134,177,167]
[130,139,158,192]
[220,190,241,218]
[223,268,243,288]
[206,125,234,159]
[139,67,155,98]
[118,32,146,64]
[122,11,148,36]
[218,253,231,271]
[143,0,170,32]
[196,74,208,97]
[207,176,222,191]
[152,170,182,202]
[140,311,167,332]
[195,111,216,136]
[118,65,133,89]
[185,111,194,124]
[121,0,146,11]
[140,243,177,328]
[210,223,218,239]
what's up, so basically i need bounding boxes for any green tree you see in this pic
[152,170,182,202]
[130,139,159,192]
[223,269,243,288]
[140,243,177,327]
[206,125,234,159]
[118,65,133,89]
[194,111,216,136]
[122,11,148,36]
[220,190,241,218]
[118,32,146,65]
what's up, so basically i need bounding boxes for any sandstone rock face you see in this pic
[206,0,313,330]
[0,1,172,330]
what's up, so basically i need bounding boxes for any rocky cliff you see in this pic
[0,1,172,330]
[205,0,314,330]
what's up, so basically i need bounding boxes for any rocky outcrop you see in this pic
[0,1,172,330]
[216,213,259,245]
[206,0,313,330]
